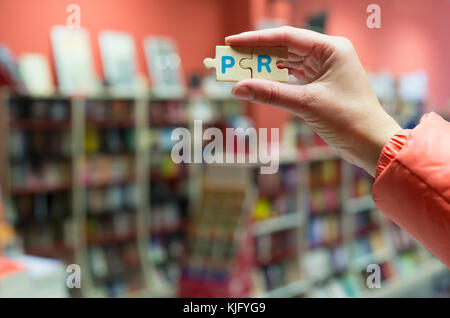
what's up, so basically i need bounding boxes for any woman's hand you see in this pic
[226,26,402,176]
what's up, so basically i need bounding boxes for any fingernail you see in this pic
[224,35,235,44]
[232,86,253,101]
[226,33,243,39]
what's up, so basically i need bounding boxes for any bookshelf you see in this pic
[3,93,75,262]
[0,88,447,298]
[146,95,190,297]
[179,165,256,297]
[251,159,303,296]
[79,95,151,297]
[250,117,448,298]
[0,88,253,297]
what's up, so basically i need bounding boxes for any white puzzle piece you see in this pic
[204,46,288,82]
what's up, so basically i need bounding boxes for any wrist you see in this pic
[365,116,402,177]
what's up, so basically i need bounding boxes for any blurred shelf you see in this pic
[149,120,189,128]
[199,147,338,168]
[149,170,187,182]
[86,94,138,101]
[205,155,297,169]
[299,146,339,161]
[10,118,71,130]
[257,247,298,267]
[87,208,136,217]
[345,195,376,214]
[7,90,435,299]
[9,94,71,101]
[150,221,186,236]
[85,151,135,158]
[84,176,136,188]
[148,93,188,102]
[253,213,304,236]
[350,249,394,271]
[258,188,291,199]
[9,92,244,103]
[10,154,72,162]
[88,222,185,246]
[212,146,340,169]
[92,263,142,284]
[25,243,74,258]
[10,183,72,195]
[309,239,342,250]
[86,118,134,129]
[202,96,237,103]
[2,90,251,298]
[354,223,379,237]
[87,231,137,246]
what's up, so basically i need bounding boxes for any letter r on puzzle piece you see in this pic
[240,47,288,82]
[203,46,252,82]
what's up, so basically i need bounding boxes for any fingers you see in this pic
[289,69,306,82]
[232,79,312,115]
[277,59,302,69]
[288,52,303,62]
[302,55,321,71]
[285,68,306,82]
[278,53,309,82]
[277,59,316,83]
[225,26,329,56]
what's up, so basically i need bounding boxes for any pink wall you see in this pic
[292,0,450,111]
[0,0,250,85]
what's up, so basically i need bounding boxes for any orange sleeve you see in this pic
[372,112,450,268]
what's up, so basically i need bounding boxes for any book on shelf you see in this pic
[179,166,254,297]
[6,96,73,259]
[18,53,55,96]
[50,26,100,96]
[87,242,145,297]
[143,36,185,98]
[0,45,26,93]
[98,31,139,97]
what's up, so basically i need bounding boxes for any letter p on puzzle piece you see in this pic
[204,46,288,82]
[203,46,252,82]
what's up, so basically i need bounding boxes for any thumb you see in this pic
[232,79,313,115]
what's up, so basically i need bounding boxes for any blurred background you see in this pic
[0,0,449,298]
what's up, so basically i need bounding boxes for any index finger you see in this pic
[225,26,329,56]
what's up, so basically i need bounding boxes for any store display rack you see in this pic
[0,88,251,297]
[179,165,256,297]
[0,88,447,298]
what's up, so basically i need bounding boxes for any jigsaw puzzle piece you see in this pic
[203,46,252,82]
[240,47,288,82]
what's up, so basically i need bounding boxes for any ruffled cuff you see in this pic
[375,129,412,179]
